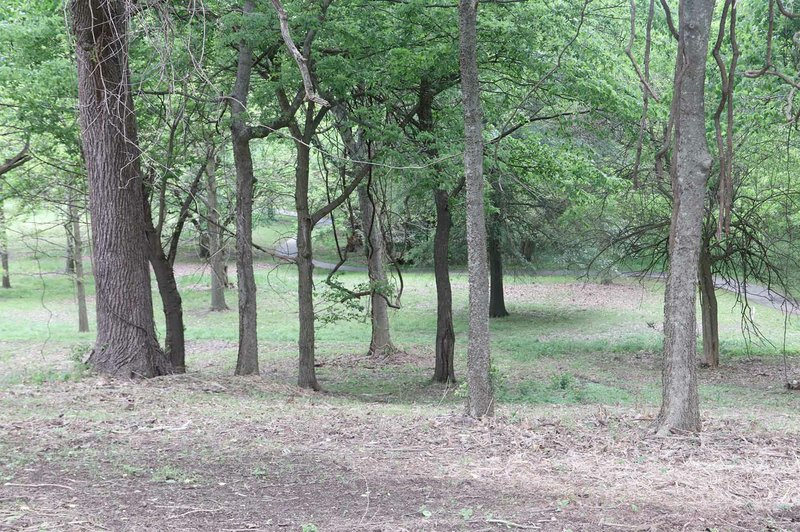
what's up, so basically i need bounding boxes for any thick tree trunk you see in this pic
[0,191,9,289]
[698,244,719,368]
[488,231,508,318]
[71,0,170,377]
[656,0,715,435]
[432,188,456,383]
[295,138,320,390]
[358,183,395,357]
[459,0,493,418]
[231,0,259,375]
[69,202,90,333]
[207,155,229,311]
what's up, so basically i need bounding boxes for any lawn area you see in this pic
[1,230,799,530]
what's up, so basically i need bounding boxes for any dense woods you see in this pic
[2,0,800,529]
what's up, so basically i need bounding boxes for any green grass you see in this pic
[1,216,800,416]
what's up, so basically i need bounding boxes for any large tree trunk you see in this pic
[231,0,259,376]
[488,231,508,318]
[69,202,90,333]
[459,0,493,418]
[71,0,170,377]
[698,243,719,368]
[432,188,456,383]
[295,136,320,390]
[656,0,715,435]
[358,183,395,357]
[0,190,9,289]
[207,154,229,312]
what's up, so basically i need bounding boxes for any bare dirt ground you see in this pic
[1,372,799,532]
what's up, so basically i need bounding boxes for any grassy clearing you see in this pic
[1,218,800,529]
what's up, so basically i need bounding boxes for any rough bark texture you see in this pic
[419,79,456,384]
[207,155,229,312]
[657,0,715,434]
[144,210,186,373]
[69,202,90,333]
[698,244,719,368]
[231,0,259,376]
[432,188,456,383]
[295,133,320,390]
[358,183,395,357]
[459,0,494,418]
[71,0,170,377]
[0,191,9,289]
[488,231,508,318]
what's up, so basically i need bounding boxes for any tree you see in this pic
[459,0,493,418]
[70,0,170,377]
[656,0,716,435]
[0,145,30,289]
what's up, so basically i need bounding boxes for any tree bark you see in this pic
[459,0,493,418]
[207,154,229,311]
[419,78,456,383]
[71,0,170,377]
[69,201,90,333]
[231,0,259,376]
[295,132,320,390]
[0,189,9,289]
[144,208,186,373]
[358,182,395,357]
[432,188,456,383]
[488,230,508,318]
[65,223,75,275]
[656,0,715,434]
[698,243,719,368]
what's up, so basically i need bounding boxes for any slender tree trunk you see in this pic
[295,136,320,390]
[488,231,508,318]
[358,182,395,357]
[433,188,456,383]
[0,189,9,289]
[698,243,719,368]
[69,202,90,333]
[65,223,75,274]
[656,0,715,434]
[207,155,229,311]
[144,217,186,373]
[71,0,170,377]
[459,0,493,418]
[231,0,259,375]
[419,79,456,383]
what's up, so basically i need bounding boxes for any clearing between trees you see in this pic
[1,265,798,531]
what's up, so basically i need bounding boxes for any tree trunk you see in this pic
[65,223,75,274]
[488,231,508,318]
[432,188,456,383]
[69,202,90,333]
[231,0,259,376]
[656,0,715,435]
[698,243,719,368]
[358,183,395,357]
[459,0,493,418]
[144,214,186,373]
[71,0,170,377]
[0,189,9,289]
[207,154,229,311]
[295,136,320,390]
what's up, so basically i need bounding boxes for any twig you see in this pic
[486,518,540,529]
[3,482,75,491]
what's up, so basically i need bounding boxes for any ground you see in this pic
[1,217,800,530]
